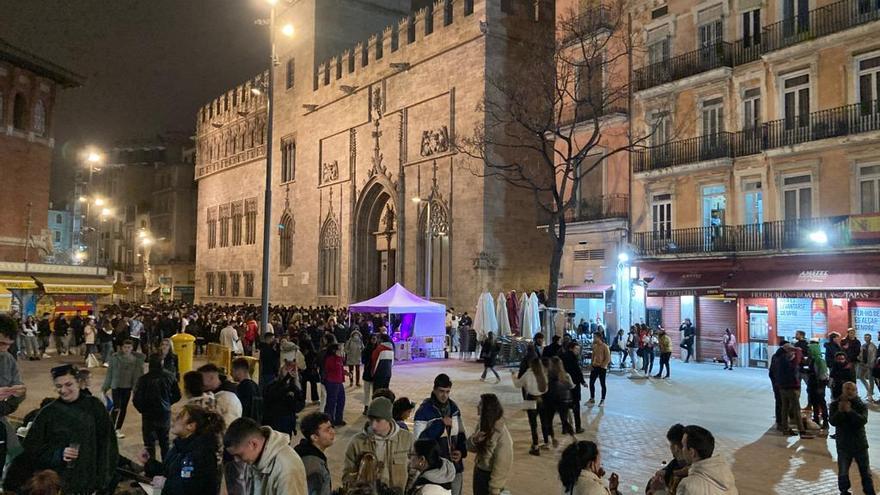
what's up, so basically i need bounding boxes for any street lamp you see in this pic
[809,230,828,245]
[259,0,295,334]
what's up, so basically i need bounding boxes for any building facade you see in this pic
[47,207,74,262]
[84,134,197,302]
[629,0,880,366]
[0,38,82,263]
[195,0,552,309]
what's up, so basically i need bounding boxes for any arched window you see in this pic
[32,100,46,136]
[319,216,340,296]
[417,199,450,298]
[12,94,27,130]
[279,212,294,270]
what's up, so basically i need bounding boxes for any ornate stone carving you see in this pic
[420,125,449,157]
[371,86,384,120]
[321,160,339,183]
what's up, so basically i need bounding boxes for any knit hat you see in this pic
[280,341,299,363]
[367,397,394,422]
[433,373,452,389]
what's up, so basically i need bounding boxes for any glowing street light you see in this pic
[281,23,295,37]
[100,207,112,217]
[94,197,105,207]
[618,252,630,263]
[809,230,828,245]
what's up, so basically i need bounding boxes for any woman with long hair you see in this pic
[143,404,225,493]
[544,356,576,442]
[558,440,621,495]
[722,328,737,370]
[345,330,365,387]
[467,394,513,495]
[407,439,456,495]
[511,357,548,456]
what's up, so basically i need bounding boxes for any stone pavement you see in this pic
[11,354,880,494]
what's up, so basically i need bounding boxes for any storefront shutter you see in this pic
[661,297,682,358]
[697,298,737,362]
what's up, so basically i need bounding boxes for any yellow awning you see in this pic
[36,276,113,295]
[0,275,38,290]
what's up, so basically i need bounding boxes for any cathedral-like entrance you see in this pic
[353,183,397,300]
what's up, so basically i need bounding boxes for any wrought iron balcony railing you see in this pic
[537,194,629,226]
[633,99,880,173]
[633,215,877,257]
[633,42,732,92]
[762,0,880,53]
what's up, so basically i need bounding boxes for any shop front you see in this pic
[558,283,613,335]
[33,276,114,316]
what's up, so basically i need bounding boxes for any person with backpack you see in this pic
[232,357,263,423]
[807,340,830,430]
[133,354,182,461]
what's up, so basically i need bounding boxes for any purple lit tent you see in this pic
[349,283,447,356]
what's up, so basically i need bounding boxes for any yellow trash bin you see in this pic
[238,355,261,384]
[171,332,197,380]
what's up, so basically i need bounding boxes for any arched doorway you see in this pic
[353,182,398,300]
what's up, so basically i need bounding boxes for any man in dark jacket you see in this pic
[769,340,787,430]
[413,373,467,495]
[829,381,876,495]
[294,412,335,495]
[561,341,586,433]
[679,319,696,363]
[777,344,811,438]
[232,357,263,423]
[133,354,182,460]
[53,313,69,356]
[843,328,862,365]
[830,351,857,400]
[543,335,562,358]
[37,313,51,357]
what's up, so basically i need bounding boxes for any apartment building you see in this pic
[629,0,880,366]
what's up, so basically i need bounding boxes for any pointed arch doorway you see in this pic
[353,182,398,300]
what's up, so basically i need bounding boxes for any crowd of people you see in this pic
[0,300,877,495]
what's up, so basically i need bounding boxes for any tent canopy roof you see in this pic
[349,283,445,314]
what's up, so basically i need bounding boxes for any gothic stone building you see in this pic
[194,0,552,309]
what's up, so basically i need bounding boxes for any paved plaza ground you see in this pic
[11,354,880,494]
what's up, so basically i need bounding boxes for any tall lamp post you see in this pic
[259,0,294,333]
[412,196,433,299]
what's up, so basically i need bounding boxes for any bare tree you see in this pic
[458,1,651,308]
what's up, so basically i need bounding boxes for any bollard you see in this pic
[171,332,196,385]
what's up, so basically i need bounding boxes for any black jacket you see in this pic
[543,342,561,358]
[163,352,179,379]
[560,350,585,386]
[54,318,68,337]
[146,432,220,495]
[133,368,181,422]
[829,397,869,453]
[235,378,263,423]
[262,372,304,425]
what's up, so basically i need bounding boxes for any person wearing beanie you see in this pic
[413,374,468,495]
[344,397,414,493]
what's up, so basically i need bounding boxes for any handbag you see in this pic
[86,353,101,368]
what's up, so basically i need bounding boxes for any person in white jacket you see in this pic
[558,440,621,495]
[511,358,548,456]
[676,425,738,495]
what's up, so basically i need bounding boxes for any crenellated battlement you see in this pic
[197,71,269,136]
[312,0,486,95]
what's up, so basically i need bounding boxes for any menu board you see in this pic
[777,298,812,339]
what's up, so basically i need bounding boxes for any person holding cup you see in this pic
[21,364,119,494]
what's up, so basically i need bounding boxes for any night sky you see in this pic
[1,0,271,206]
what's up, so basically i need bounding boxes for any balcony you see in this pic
[633,215,880,257]
[633,99,880,173]
[559,102,628,127]
[633,42,732,92]
[633,132,734,173]
[762,0,880,53]
[537,194,629,226]
[562,5,617,42]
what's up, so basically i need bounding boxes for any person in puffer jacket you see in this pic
[407,439,456,495]
[371,334,395,391]
[677,425,738,495]
[413,374,468,495]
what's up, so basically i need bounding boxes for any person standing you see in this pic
[558,440,622,495]
[825,332,843,365]
[655,328,672,379]
[143,404,224,494]
[466,394,513,495]
[262,347,305,436]
[37,313,51,358]
[768,342,786,431]
[53,313,69,356]
[676,425,738,494]
[294,412,336,495]
[102,338,146,438]
[480,332,501,383]
[722,328,737,370]
[83,316,97,361]
[829,382,876,495]
[512,358,548,456]
[0,315,26,468]
[807,340,830,430]
[858,333,877,402]
[232,357,263,423]
[830,351,857,400]
[344,397,414,493]
[625,327,639,371]
[679,319,695,363]
[98,318,114,367]
[129,314,144,352]
[589,331,610,406]
[323,343,349,427]
[220,320,243,356]
[777,344,811,438]
[413,374,468,495]
[21,315,40,360]
[133,354,182,461]
[160,338,179,379]
[345,330,364,387]
[641,329,657,375]
[560,341,585,434]
[842,328,862,366]
[23,364,118,495]
[612,330,626,368]
[370,333,395,391]
[224,417,308,495]
[257,332,281,386]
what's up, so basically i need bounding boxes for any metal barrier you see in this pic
[206,343,232,374]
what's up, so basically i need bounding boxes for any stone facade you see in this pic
[0,40,82,263]
[194,0,553,310]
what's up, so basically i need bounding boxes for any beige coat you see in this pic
[245,428,308,495]
[591,342,611,369]
[344,421,414,492]
[467,419,514,495]
[562,470,613,495]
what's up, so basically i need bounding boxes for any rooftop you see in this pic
[0,37,84,88]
